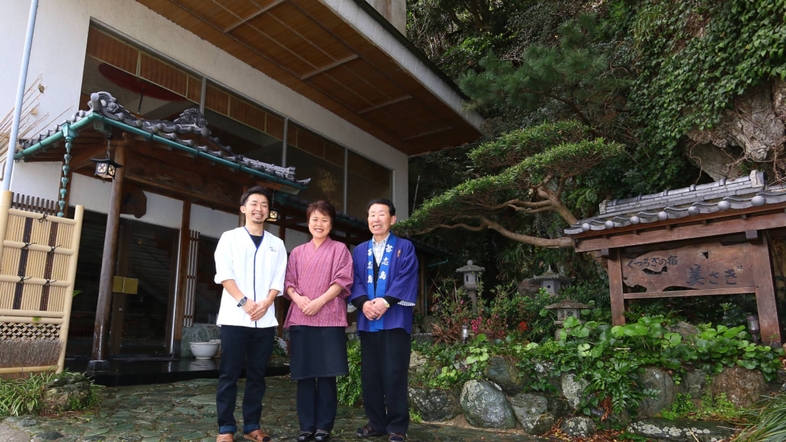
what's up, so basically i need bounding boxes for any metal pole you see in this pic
[3,0,40,191]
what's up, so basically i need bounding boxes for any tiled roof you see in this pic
[564,171,786,235]
[19,91,309,187]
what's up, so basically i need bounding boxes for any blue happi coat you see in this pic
[349,235,419,334]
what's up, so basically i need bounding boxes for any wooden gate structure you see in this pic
[0,191,84,375]
[565,172,786,346]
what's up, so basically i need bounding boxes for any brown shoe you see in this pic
[217,434,234,442]
[356,424,384,438]
[244,429,272,442]
[388,433,405,442]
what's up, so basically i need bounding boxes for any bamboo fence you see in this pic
[0,191,83,375]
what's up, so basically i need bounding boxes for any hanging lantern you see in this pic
[92,138,123,180]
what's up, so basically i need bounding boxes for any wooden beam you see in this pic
[575,210,786,252]
[401,125,453,141]
[358,95,412,114]
[301,55,359,80]
[750,239,781,346]
[69,144,111,172]
[623,286,757,299]
[125,175,236,212]
[91,143,126,365]
[607,249,626,326]
[222,0,285,32]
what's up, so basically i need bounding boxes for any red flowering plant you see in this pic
[428,279,475,344]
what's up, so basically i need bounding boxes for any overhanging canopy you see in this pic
[134,0,483,156]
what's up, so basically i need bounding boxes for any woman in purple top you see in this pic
[284,200,353,442]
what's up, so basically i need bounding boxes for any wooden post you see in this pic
[750,239,782,346]
[608,249,626,326]
[89,143,125,370]
[173,201,191,343]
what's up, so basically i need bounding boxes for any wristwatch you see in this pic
[237,296,248,308]
[381,298,390,309]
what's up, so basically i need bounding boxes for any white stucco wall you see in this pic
[8,161,62,201]
[191,204,239,239]
[284,229,311,253]
[69,174,183,229]
[0,0,410,222]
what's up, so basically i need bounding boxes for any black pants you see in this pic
[217,325,275,435]
[297,377,338,432]
[359,328,411,434]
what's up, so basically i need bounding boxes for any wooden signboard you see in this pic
[607,236,780,345]
[622,243,752,293]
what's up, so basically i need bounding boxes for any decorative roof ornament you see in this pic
[19,92,310,190]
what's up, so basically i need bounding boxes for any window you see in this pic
[287,124,345,211]
[82,27,200,119]
[347,150,392,219]
[203,82,284,165]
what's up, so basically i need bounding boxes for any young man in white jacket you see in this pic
[214,186,287,442]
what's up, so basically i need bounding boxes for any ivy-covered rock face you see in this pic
[628,0,786,181]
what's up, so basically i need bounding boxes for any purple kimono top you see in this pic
[349,235,419,334]
[284,237,353,328]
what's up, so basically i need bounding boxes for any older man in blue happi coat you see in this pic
[348,199,418,442]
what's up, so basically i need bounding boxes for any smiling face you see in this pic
[367,203,396,239]
[308,209,332,242]
[240,193,269,227]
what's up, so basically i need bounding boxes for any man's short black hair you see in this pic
[240,186,272,206]
[366,198,396,216]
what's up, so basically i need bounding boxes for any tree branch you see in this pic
[482,217,573,248]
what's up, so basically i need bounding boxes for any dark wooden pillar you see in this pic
[89,143,126,370]
[750,238,782,346]
[608,249,626,326]
[173,200,192,345]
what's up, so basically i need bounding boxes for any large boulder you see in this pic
[484,355,526,395]
[676,369,710,400]
[508,392,568,435]
[628,418,736,441]
[561,373,588,410]
[667,321,700,340]
[408,387,460,422]
[710,366,767,408]
[459,380,517,429]
[560,416,596,438]
[638,367,677,418]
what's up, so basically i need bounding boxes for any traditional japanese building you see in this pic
[0,0,481,361]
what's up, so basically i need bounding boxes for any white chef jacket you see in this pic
[214,226,287,328]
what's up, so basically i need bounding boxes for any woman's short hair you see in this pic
[306,200,336,224]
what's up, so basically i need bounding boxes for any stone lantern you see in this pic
[531,265,572,295]
[456,260,484,312]
[544,300,589,339]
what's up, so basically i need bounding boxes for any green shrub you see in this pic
[414,313,783,421]
[0,370,101,417]
[337,339,362,406]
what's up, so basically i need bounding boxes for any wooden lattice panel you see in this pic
[0,192,83,375]
[0,321,60,340]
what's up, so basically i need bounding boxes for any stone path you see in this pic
[1,376,548,441]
